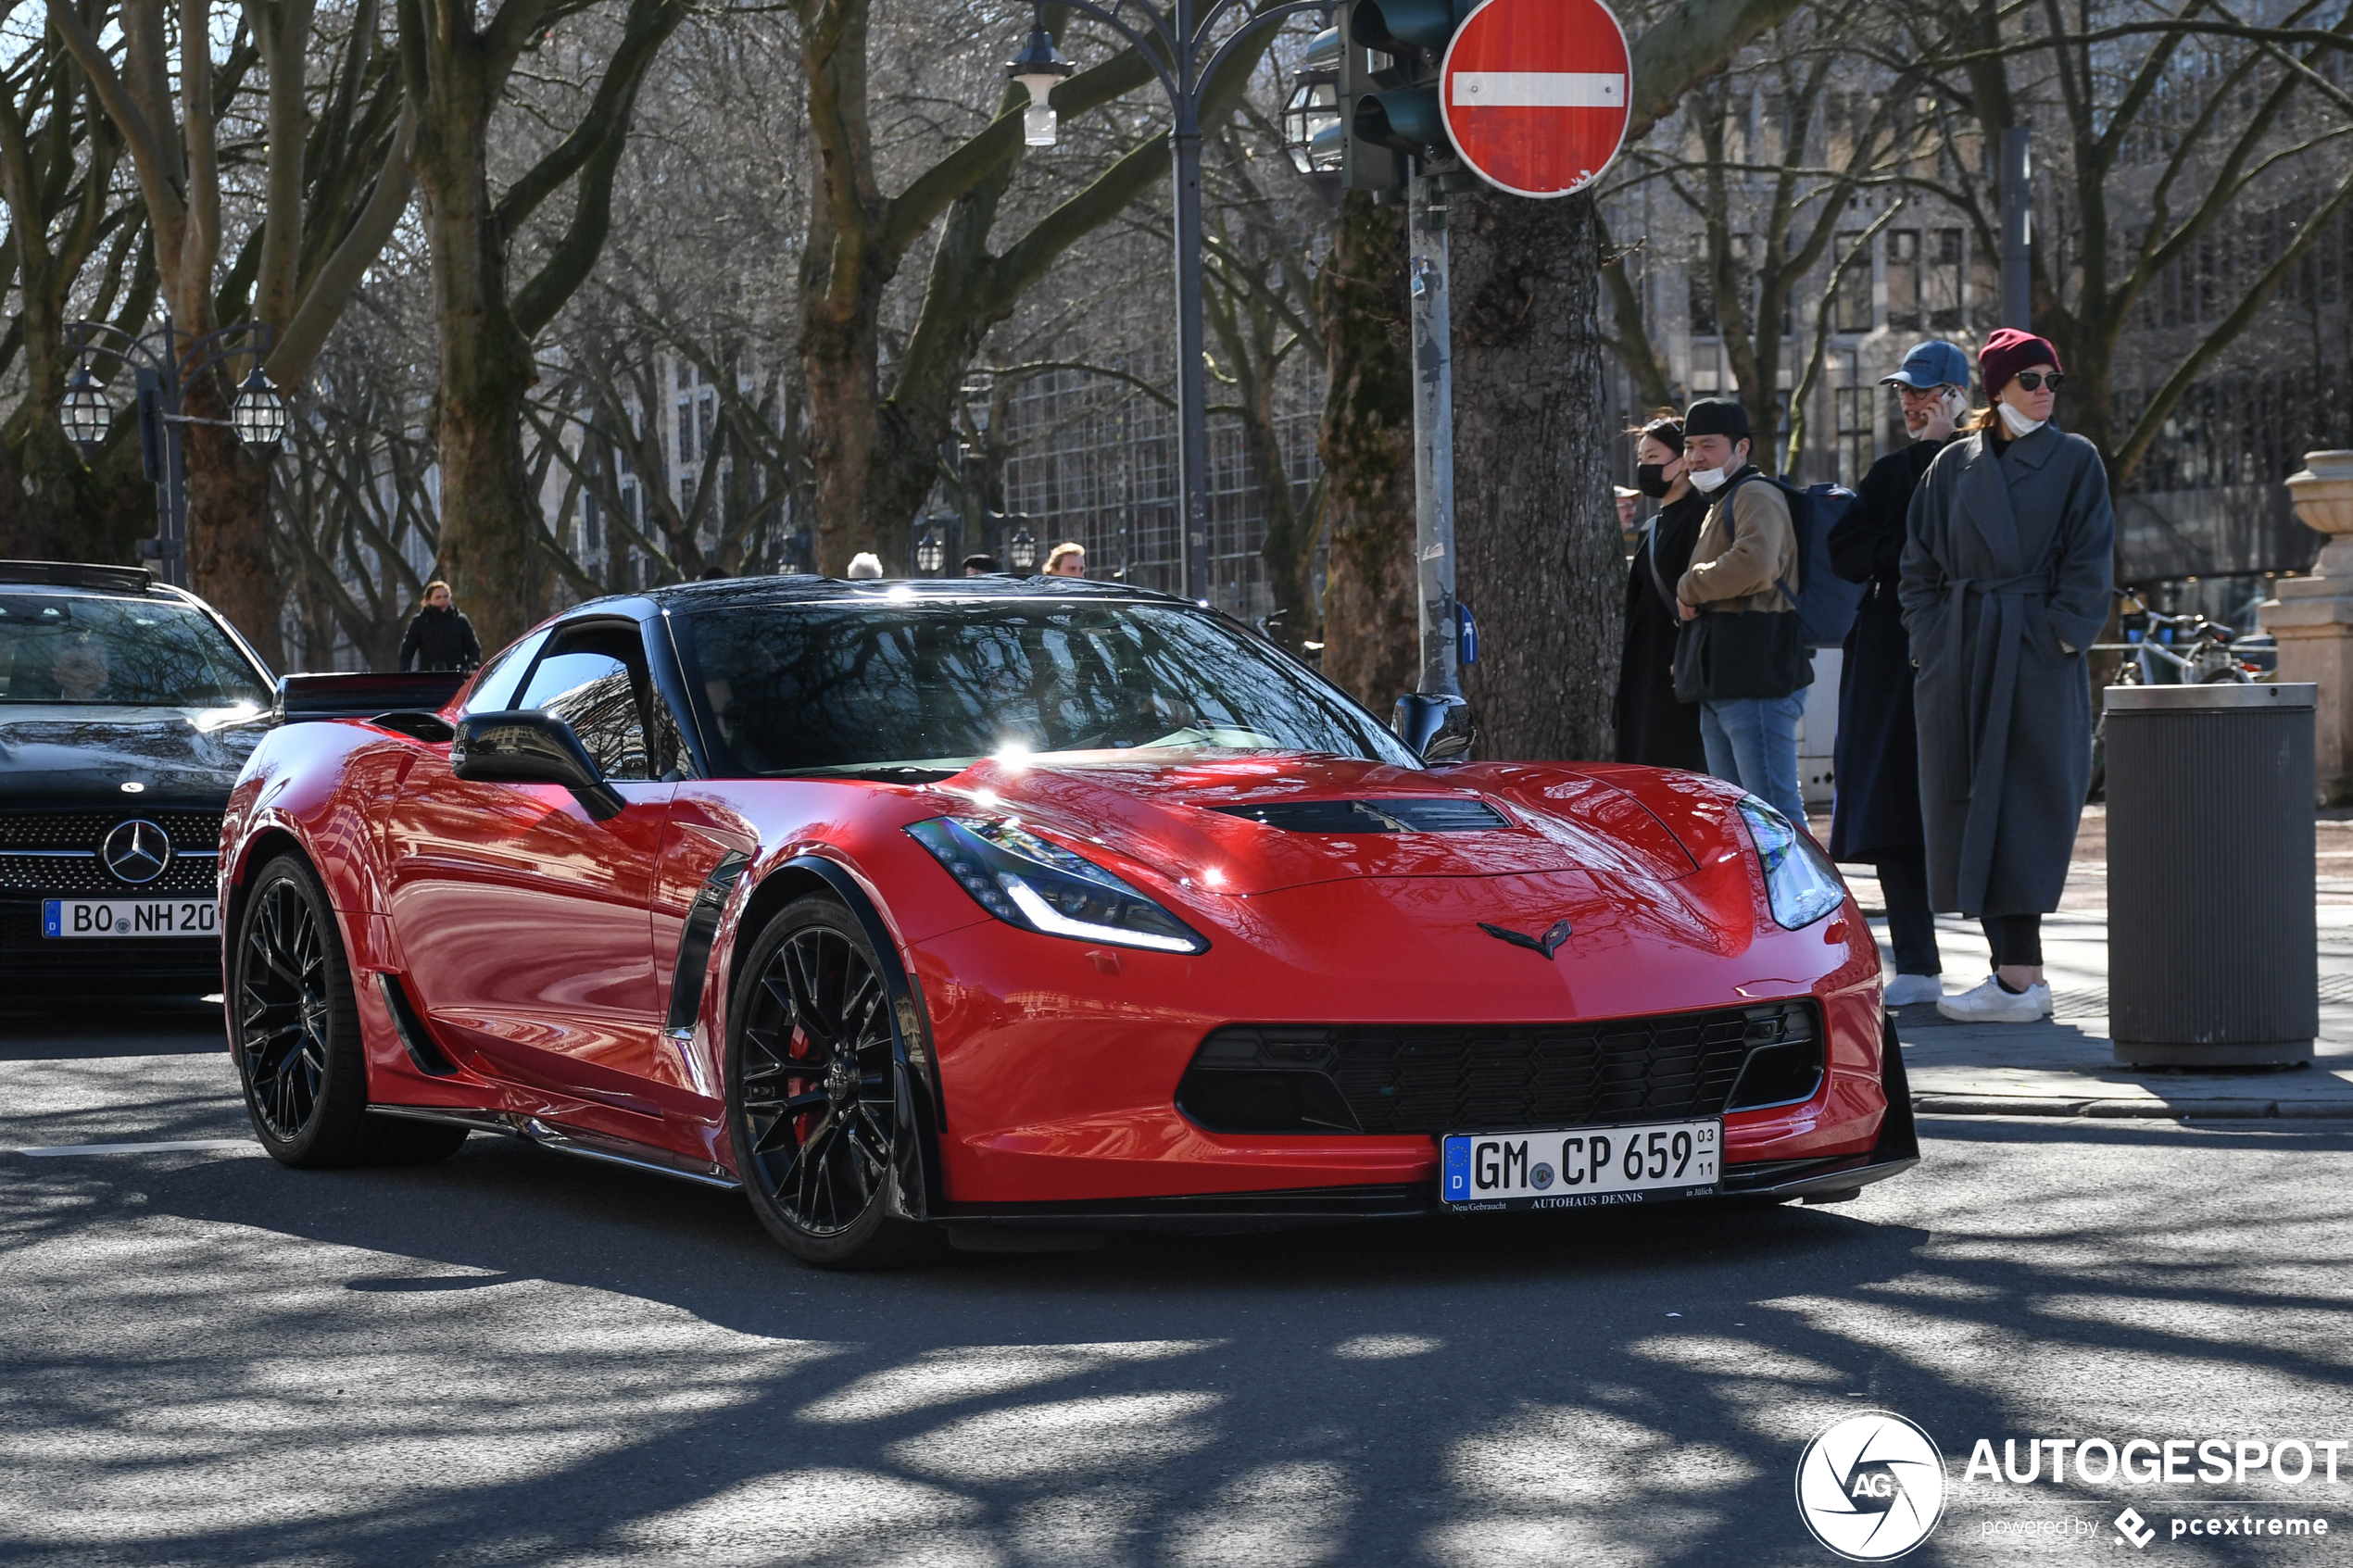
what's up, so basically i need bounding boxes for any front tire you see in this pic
[231,854,467,1168]
[727,896,937,1268]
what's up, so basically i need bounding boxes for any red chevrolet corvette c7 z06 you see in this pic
[220,576,1916,1265]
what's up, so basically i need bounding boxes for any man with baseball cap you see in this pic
[1825,342,1970,1009]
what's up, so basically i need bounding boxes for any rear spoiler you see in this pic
[276,670,468,724]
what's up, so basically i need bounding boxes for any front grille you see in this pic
[1211,797,1507,833]
[1178,1001,1821,1135]
[0,809,226,849]
[0,855,218,896]
[0,809,224,895]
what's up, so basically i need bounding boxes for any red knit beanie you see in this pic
[1979,329,2061,399]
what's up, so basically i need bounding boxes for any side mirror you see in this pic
[451,710,627,821]
[1392,692,1474,763]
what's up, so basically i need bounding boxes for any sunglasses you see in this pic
[2012,370,2064,391]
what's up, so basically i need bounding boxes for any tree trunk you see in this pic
[1315,193,1417,712]
[1242,372,1315,649]
[1451,190,1619,762]
[414,85,545,652]
[182,369,285,668]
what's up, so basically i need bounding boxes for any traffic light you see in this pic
[1323,14,1403,193]
[1342,0,1472,175]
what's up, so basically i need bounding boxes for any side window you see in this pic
[461,629,550,715]
[514,626,654,781]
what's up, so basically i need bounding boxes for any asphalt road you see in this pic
[4,997,2350,1568]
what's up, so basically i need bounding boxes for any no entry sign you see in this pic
[1441,0,1633,199]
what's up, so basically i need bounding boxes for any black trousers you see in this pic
[1873,848,1942,976]
[1981,913,2044,969]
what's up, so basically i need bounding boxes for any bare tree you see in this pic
[48,0,417,663]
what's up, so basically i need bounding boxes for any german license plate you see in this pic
[1441,1118,1721,1210]
[42,898,219,938]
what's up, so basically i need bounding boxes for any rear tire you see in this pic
[231,854,467,1168]
[726,896,939,1268]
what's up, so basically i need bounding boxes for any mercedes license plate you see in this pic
[1441,1118,1720,1210]
[42,898,218,939]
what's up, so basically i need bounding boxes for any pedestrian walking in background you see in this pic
[846,553,885,580]
[1045,543,1087,578]
[1614,485,1642,553]
[396,581,481,672]
[962,554,1000,576]
[1673,397,1811,822]
[1829,341,1972,1008]
[1613,415,1708,771]
[1901,329,2114,1022]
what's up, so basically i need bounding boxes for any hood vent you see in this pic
[1212,797,1506,834]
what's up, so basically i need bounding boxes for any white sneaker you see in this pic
[1882,973,1944,1008]
[1935,975,2052,1023]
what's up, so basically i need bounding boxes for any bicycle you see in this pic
[2092,588,2264,687]
[2086,588,2268,798]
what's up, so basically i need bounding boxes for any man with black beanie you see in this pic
[1672,396,1811,823]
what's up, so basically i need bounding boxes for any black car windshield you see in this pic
[675,598,1419,776]
[0,594,269,707]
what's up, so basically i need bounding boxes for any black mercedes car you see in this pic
[0,560,277,992]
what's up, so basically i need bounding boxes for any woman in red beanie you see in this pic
[1898,329,2114,1022]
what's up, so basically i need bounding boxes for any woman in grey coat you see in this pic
[1900,329,2114,1022]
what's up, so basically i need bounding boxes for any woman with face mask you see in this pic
[1900,329,2114,1023]
[1826,342,1970,1008]
[1612,415,1708,770]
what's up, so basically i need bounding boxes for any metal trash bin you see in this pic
[2106,682,2317,1067]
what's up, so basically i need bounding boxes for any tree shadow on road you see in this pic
[2,1118,2348,1566]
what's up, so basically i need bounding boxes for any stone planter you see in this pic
[2259,451,2353,803]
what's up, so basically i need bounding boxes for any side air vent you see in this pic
[1212,797,1507,834]
[371,709,456,744]
[379,972,459,1076]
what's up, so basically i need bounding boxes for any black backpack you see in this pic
[1724,472,1865,648]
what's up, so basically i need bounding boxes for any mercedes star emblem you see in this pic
[102,819,171,884]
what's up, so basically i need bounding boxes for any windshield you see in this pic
[0,593,270,708]
[674,598,1419,776]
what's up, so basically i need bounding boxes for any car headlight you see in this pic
[1735,797,1846,930]
[907,817,1208,954]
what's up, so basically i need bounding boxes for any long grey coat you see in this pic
[1899,423,2114,916]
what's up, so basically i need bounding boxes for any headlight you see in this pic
[907,817,1208,954]
[1735,797,1846,929]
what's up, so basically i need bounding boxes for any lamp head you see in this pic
[1007,9,1073,146]
[231,367,288,453]
[59,365,113,449]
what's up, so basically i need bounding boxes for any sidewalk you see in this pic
[1816,807,2353,1120]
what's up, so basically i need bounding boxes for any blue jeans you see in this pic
[1700,693,1807,822]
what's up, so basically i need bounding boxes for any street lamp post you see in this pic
[57,315,288,589]
[1009,0,1327,605]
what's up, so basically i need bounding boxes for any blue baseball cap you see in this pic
[1880,340,1972,389]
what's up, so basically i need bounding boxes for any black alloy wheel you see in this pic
[232,855,468,1168]
[728,896,935,1267]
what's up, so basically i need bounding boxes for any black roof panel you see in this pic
[629,574,1195,615]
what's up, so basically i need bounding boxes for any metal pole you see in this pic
[1999,127,2032,331]
[1408,176,1458,700]
[160,319,190,591]
[1390,172,1472,759]
[1170,0,1211,603]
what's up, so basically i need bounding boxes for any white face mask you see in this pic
[1997,401,2045,438]
[1689,466,1730,493]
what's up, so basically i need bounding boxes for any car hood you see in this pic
[922,754,1698,897]
[0,704,271,807]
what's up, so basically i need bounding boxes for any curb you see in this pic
[1914,1095,2353,1120]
